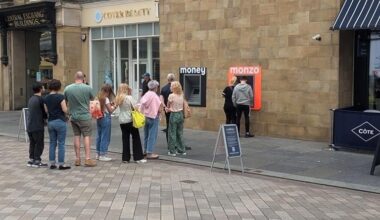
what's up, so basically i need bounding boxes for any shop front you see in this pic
[331,0,380,150]
[81,0,159,99]
[0,1,57,109]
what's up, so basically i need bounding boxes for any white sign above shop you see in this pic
[179,67,207,76]
[82,1,159,27]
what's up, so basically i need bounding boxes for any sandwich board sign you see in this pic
[211,124,244,174]
[17,108,29,143]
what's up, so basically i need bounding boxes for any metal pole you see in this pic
[329,109,336,150]
[240,157,244,174]
[226,156,231,175]
[210,126,221,172]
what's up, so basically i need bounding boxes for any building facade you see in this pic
[0,0,373,142]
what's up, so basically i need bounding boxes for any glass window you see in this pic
[120,40,129,59]
[369,32,380,110]
[132,39,147,59]
[154,22,160,35]
[126,24,137,37]
[152,37,159,59]
[92,40,114,93]
[139,23,152,36]
[114,25,125,38]
[102,26,113,39]
[91,28,101,40]
[153,59,160,81]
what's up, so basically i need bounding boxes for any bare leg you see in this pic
[74,136,81,160]
[84,136,91,160]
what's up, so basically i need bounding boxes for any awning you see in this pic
[331,0,380,30]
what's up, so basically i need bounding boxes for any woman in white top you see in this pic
[115,83,146,163]
[165,81,186,156]
[96,84,116,161]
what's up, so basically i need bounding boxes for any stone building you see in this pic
[1,0,377,143]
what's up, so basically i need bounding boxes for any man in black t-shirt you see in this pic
[27,82,48,168]
[160,73,175,141]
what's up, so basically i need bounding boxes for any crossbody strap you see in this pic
[126,96,135,111]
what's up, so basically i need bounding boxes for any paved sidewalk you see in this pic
[1,135,380,220]
[1,111,380,193]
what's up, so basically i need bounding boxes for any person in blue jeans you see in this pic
[139,80,161,159]
[44,79,71,170]
[96,84,116,161]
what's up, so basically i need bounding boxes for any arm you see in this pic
[232,90,237,107]
[44,104,48,114]
[166,94,173,112]
[249,86,254,106]
[104,98,116,113]
[160,95,165,107]
[60,99,68,113]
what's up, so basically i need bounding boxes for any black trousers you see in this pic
[224,106,236,124]
[236,105,250,134]
[120,123,144,162]
[28,130,44,162]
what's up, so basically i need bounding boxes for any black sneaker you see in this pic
[27,160,33,167]
[32,162,48,168]
[59,165,71,170]
[245,133,255,138]
[50,165,57,169]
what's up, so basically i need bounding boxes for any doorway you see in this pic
[131,61,147,99]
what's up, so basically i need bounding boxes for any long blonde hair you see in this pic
[170,81,183,95]
[115,83,130,106]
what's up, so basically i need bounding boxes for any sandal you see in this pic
[146,154,159,159]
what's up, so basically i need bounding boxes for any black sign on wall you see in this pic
[0,1,57,65]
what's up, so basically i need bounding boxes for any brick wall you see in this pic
[160,0,342,141]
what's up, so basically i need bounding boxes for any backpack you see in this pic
[90,99,104,119]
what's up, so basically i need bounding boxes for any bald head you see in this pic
[75,71,84,82]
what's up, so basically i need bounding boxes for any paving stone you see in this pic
[0,136,379,219]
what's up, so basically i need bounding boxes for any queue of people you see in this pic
[26,70,189,169]
[223,75,255,138]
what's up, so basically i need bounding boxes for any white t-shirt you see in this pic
[118,95,136,124]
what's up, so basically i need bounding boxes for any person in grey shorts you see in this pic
[64,71,96,167]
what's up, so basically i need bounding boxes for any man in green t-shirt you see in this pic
[64,71,96,167]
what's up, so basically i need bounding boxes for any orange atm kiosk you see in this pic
[227,66,262,110]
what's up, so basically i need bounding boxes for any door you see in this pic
[131,61,147,100]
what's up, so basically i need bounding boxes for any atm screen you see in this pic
[192,88,200,95]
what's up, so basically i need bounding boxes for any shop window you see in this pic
[114,25,125,38]
[92,40,114,93]
[91,28,101,40]
[138,23,152,36]
[153,59,160,81]
[369,32,380,110]
[179,67,207,107]
[154,22,160,35]
[120,40,128,59]
[132,39,147,59]
[102,26,113,39]
[152,37,159,59]
[126,24,137,37]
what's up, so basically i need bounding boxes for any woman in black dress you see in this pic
[222,76,237,124]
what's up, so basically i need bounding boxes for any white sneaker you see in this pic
[168,152,176,157]
[136,159,147,164]
[99,156,112,161]
[95,154,99,160]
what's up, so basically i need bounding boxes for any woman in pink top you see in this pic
[166,81,186,156]
[139,80,161,159]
